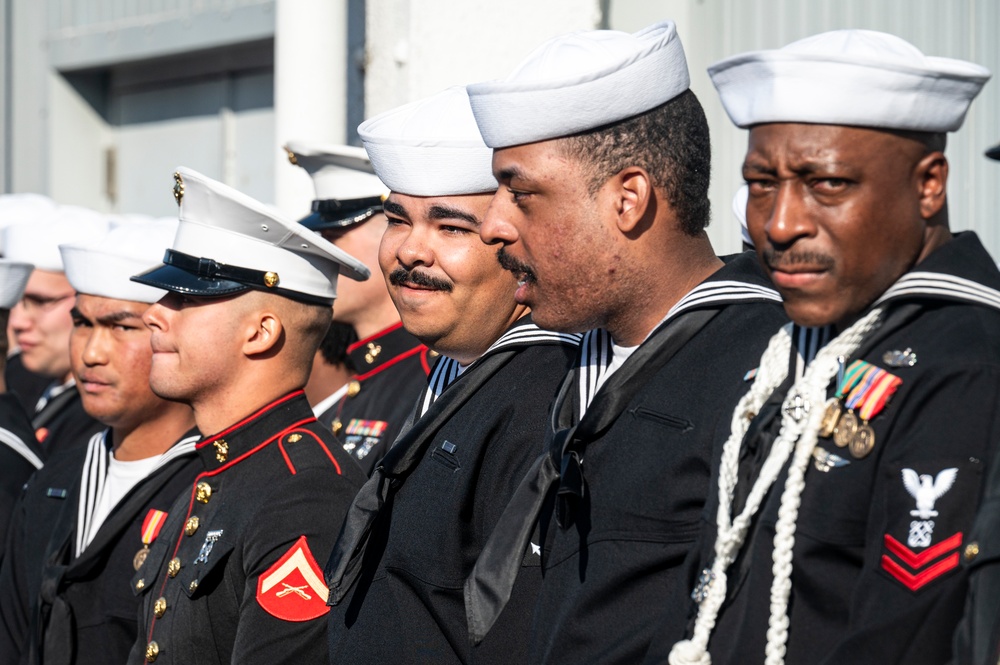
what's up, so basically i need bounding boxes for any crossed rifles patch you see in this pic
[256,535,330,621]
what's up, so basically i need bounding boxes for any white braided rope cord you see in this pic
[669,309,883,665]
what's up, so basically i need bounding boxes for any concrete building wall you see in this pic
[364,0,602,118]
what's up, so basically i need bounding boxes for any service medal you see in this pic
[850,422,876,459]
[833,410,858,448]
[133,545,149,571]
[818,397,842,438]
[135,509,168,571]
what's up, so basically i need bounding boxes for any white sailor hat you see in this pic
[0,194,57,250]
[467,20,690,149]
[732,184,752,248]
[284,142,388,233]
[359,86,497,197]
[0,260,34,309]
[709,29,991,132]
[131,167,370,306]
[61,218,178,304]
[4,206,111,272]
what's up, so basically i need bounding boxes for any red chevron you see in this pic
[881,552,959,591]
[883,531,962,569]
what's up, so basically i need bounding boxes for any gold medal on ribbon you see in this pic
[850,422,876,459]
[133,546,149,571]
[833,410,858,448]
[818,397,842,438]
[135,509,169,571]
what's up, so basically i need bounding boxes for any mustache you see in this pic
[496,247,537,283]
[762,248,836,271]
[388,267,453,292]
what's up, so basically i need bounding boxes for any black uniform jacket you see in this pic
[0,427,200,665]
[31,383,103,458]
[954,432,1000,665]
[319,322,431,475]
[326,317,580,664]
[646,233,1000,665]
[462,253,786,664]
[128,391,366,665]
[4,351,51,418]
[0,393,44,561]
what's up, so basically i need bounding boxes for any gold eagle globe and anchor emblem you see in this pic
[172,172,184,206]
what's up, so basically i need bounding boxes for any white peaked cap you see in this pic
[732,184,753,247]
[359,86,498,196]
[284,142,388,201]
[4,206,111,272]
[709,29,991,132]
[467,20,690,148]
[0,260,35,309]
[131,167,369,306]
[61,218,178,304]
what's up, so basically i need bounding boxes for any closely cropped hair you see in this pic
[560,89,712,236]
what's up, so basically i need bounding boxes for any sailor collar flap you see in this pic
[875,233,1000,311]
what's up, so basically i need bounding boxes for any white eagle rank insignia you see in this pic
[880,465,966,592]
[256,536,330,621]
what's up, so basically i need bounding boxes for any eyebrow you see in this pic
[70,307,143,325]
[497,165,528,183]
[98,311,144,325]
[427,204,480,227]
[383,200,409,218]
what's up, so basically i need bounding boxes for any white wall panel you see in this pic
[610,0,1000,258]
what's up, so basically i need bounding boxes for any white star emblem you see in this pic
[530,542,541,556]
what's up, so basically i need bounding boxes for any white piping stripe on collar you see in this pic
[75,431,199,558]
[416,321,582,418]
[875,271,1000,310]
[577,281,781,420]
[0,426,42,470]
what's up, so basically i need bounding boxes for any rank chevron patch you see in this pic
[256,535,330,621]
[880,531,962,591]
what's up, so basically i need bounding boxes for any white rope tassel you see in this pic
[669,310,882,665]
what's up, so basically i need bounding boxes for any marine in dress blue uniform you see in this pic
[285,143,430,474]
[124,167,368,664]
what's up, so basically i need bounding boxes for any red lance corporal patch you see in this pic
[256,535,330,621]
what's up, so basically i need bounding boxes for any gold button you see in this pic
[195,482,212,504]
[346,380,361,397]
[154,597,167,618]
[135,578,145,591]
[332,419,343,436]
[167,558,181,578]
[189,579,199,594]
[288,433,302,443]
[213,439,228,463]
[145,640,159,662]
[263,271,279,288]
[184,516,200,536]
[965,542,980,562]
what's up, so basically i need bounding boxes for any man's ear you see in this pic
[613,166,653,234]
[916,151,948,220]
[243,310,284,357]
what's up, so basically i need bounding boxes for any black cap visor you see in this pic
[131,250,334,306]
[986,141,1000,161]
[297,197,383,232]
